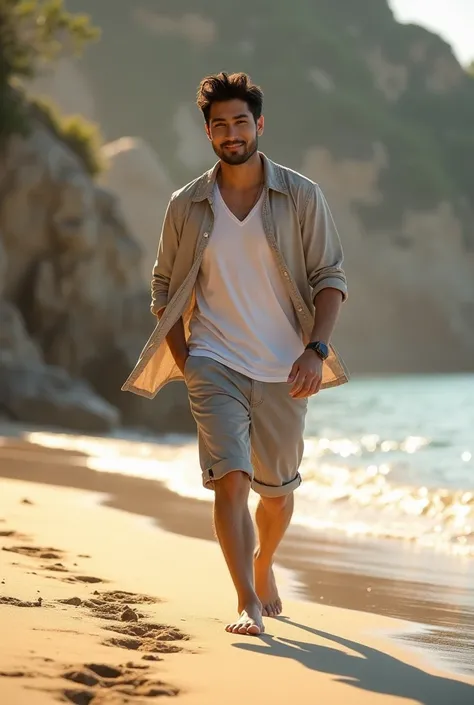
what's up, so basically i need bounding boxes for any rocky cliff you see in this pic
[39,0,474,374]
[0,115,193,433]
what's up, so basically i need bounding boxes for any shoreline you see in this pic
[2,481,474,705]
[0,430,473,680]
[1,435,474,704]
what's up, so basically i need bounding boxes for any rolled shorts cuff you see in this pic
[251,472,302,497]
[203,457,253,489]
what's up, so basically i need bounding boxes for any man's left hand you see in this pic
[287,350,323,398]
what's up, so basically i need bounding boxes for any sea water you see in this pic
[23,374,474,558]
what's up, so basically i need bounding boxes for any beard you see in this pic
[213,136,258,165]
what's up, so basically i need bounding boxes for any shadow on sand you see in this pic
[232,617,474,705]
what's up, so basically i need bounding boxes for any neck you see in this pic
[218,151,263,190]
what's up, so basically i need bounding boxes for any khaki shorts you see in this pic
[184,354,307,497]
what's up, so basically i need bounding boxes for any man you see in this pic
[122,72,349,636]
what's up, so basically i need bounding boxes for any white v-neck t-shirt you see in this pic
[188,185,304,382]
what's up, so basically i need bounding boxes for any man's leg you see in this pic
[184,356,263,635]
[250,379,307,617]
[254,493,294,616]
[213,471,263,635]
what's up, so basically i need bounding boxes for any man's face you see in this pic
[206,99,264,165]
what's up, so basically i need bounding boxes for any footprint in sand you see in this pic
[2,543,106,584]
[0,530,28,539]
[0,596,43,607]
[2,545,63,560]
[2,588,187,700]
[92,590,161,605]
[1,662,179,703]
[64,575,105,584]
[103,621,188,654]
[42,563,69,573]
[55,590,188,654]
[68,591,160,621]
[61,662,179,703]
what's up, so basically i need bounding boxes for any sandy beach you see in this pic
[1,431,474,705]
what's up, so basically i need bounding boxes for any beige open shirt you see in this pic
[122,153,349,398]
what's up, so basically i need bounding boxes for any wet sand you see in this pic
[1,430,474,704]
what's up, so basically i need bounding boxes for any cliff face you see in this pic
[0,119,193,433]
[44,0,474,373]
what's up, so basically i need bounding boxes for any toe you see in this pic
[237,622,251,635]
[247,622,263,635]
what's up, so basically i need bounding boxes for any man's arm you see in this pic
[309,287,344,345]
[151,198,179,315]
[288,185,347,397]
[302,183,347,310]
[152,197,188,373]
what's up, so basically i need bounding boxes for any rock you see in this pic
[0,235,7,297]
[0,300,43,367]
[83,330,195,434]
[100,137,174,281]
[0,363,119,433]
[0,118,196,433]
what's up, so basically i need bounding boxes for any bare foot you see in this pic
[254,556,282,618]
[225,602,264,636]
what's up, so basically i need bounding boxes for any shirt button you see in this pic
[203,232,209,238]
[283,271,289,278]
[297,307,303,312]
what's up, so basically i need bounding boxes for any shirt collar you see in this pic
[191,152,288,202]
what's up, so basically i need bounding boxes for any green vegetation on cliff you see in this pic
[0,0,103,175]
[31,96,104,175]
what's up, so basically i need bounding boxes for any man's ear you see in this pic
[205,122,212,141]
[257,115,265,137]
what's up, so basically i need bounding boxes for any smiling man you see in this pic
[123,72,349,636]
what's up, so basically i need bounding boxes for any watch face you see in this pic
[317,342,328,359]
[307,342,328,359]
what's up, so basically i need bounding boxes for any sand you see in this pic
[1,439,474,705]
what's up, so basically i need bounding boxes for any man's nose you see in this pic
[226,125,240,139]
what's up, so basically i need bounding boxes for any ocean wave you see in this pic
[296,458,473,557]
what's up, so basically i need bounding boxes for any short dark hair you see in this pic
[196,72,263,125]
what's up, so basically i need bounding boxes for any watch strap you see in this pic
[305,341,329,361]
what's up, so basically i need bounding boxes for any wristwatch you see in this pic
[305,341,329,361]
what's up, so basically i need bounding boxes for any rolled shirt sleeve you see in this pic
[150,195,179,316]
[301,184,348,303]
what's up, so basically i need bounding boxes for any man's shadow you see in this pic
[232,618,473,705]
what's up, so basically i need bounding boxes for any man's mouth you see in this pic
[224,143,244,150]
